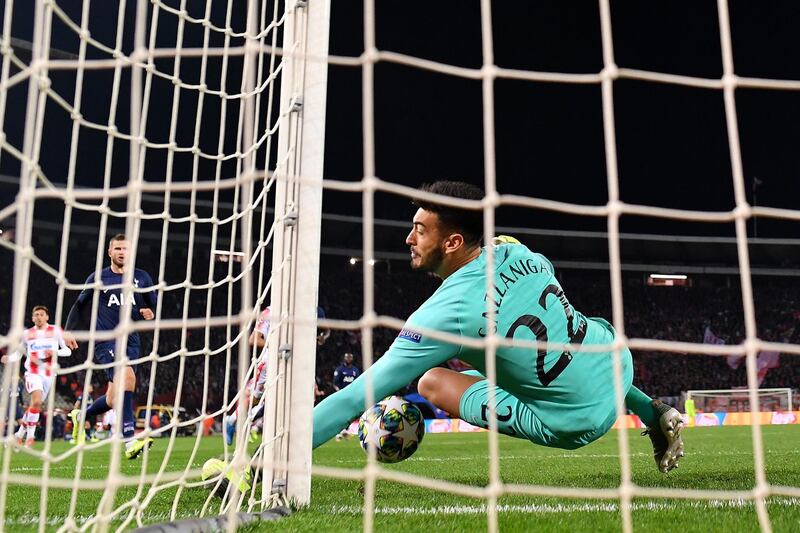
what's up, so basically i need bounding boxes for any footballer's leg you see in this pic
[121,348,153,459]
[418,368,552,444]
[22,376,44,447]
[624,343,684,474]
[417,368,482,418]
[83,346,114,437]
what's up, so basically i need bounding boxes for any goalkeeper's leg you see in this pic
[419,368,616,449]
[626,384,684,473]
[418,368,551,443]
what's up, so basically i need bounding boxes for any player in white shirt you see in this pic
[225,307,271,445]
[101,409,117,438]
[1,306,71,447]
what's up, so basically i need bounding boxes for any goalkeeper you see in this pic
[313,181,684,473]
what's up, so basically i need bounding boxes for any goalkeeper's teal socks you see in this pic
[625,385,657,427]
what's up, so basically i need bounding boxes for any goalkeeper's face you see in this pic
[406,208,446,273]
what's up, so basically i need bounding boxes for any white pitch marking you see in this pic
[327,497,800,516]
[327,448,799,464]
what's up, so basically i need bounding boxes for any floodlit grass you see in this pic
[2,426,800,531]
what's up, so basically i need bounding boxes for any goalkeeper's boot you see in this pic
[248,426,261,444]
[641,400,685,473]
[125,437,154,460]
[24,438,34,449]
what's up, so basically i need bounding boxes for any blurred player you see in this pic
[64,234,156,459]
[101,409,117,439]
[333,352,361,392]
[1,306,71,447]
[316,306,331,347]
[69,385,98,444]
[225,306,271,445]
[1,381,25,440]
[332,352,360,441]
[313,181,684,473]
[684,396,696,428]
[226,305,328,444]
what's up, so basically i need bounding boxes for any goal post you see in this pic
[686,388,793,413]
[261,0,331,507]
[0,0,331,527]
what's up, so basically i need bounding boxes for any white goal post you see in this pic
[0,0,330,528]
[259,0,330,507]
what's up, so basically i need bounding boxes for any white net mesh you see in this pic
[3,0,800,531]
[311,1,800,533]
[687,388,793,413]
[0,0,325,529]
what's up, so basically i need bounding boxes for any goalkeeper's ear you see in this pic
[492,235,521,246]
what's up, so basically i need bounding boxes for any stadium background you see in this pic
[1,1,799,429]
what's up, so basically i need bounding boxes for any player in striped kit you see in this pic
[225,306,271,445]
[1,306,71,447]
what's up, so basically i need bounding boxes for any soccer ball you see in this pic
[358,396,425,463]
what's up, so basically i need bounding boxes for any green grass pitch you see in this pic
[2,425,799,531]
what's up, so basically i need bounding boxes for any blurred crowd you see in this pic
[1,246,798,415]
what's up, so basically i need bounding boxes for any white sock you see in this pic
[25,410,40,441]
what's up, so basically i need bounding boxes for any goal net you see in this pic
[2,0,800,532]
[686,388,793,414]
[0,0,328,529]
[299,1,799,532]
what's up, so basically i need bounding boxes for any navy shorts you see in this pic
[95,343,140,381]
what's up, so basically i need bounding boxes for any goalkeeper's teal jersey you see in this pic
[312,243,631,448]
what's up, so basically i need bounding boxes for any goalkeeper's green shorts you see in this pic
[457,370,621,450]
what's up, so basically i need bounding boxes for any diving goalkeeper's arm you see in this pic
[312,315,460,448]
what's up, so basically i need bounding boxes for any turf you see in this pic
[2,425,799,531]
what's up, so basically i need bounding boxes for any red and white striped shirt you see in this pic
[251,307,271,397]
[11,325,71,377]
[255,306,271,337]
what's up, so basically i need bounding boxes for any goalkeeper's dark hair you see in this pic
[32,305,48,315]
[413,181,484,247]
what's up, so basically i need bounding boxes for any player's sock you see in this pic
[625,385,657,427]
[25,409,40,441]
[85,396,111,418]
[122,391,135,440]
